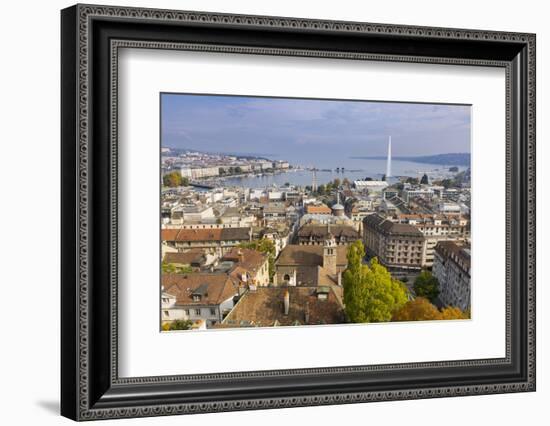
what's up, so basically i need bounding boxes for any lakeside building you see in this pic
[353,180,389,193]
[432,241,471,311]
[180,166,220,180]
[363,214,426,271]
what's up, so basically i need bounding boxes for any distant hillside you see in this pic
[350,153,470,166]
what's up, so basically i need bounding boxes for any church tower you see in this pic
[323,231,338,276]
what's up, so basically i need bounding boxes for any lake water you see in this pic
[222,159,466,189]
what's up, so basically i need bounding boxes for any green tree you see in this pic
[413,270,440,303]
[440,178,453,189]
[343,241,408,323]
[163,171,183,187]
[238,239,276,280]
[333,178,341,188]
[169,319,194,331]
[235,166,242,174]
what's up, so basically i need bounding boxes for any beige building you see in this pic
[363,214,426,271]
[222,247,270,286]
[180,166,220,180]
[394,214,470,267]
[274,235,347,286]
[296,224,360,246]
[161,227,252,255]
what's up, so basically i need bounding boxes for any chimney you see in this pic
[283,289,290,315]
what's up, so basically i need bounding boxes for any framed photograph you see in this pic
[61,4,536,421]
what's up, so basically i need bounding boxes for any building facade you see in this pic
[296,224,360,246]
[161,273,239,327]
[432,241,471,311]
[161,227,252,255]
[274,237,348,286]
[363,214,426,271]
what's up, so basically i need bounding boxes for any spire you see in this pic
[386,136,392,178]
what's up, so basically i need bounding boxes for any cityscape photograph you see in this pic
[160,93,472,331]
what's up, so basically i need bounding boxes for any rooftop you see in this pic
[276,244,348,267]
[297,224,360,240]
[162,273,238,306]
[222,286,345,327]
[161,227,251,242]
[222,247,268,274]
[363,214,424,237]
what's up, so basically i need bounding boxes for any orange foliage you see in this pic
[392,297,440,321]
[392,297,469,321]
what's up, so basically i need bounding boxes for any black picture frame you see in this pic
[61,4,536,421]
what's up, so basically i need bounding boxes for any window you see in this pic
[184,309,190,316]
[193,295,201,302]
[163,310,170,317]
[210,308,216,316]
[283,274,291,281]
[194,309,201,315]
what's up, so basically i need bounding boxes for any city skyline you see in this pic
[161,93,471,163]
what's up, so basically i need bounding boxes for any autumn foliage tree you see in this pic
[343,241,408,323]
[162,171,188,187]
[440,306,470,320]
[393,297,470,321]
[392,297,440,321]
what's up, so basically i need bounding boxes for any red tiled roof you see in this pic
[306,204,331,214]
[161,227,250,242]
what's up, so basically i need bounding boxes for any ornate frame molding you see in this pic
[61,4,536,421]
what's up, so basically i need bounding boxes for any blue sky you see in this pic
[161,93,470,163]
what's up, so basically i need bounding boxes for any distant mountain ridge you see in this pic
[350,153,470,166]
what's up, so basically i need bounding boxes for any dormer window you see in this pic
[193,294,201,302]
